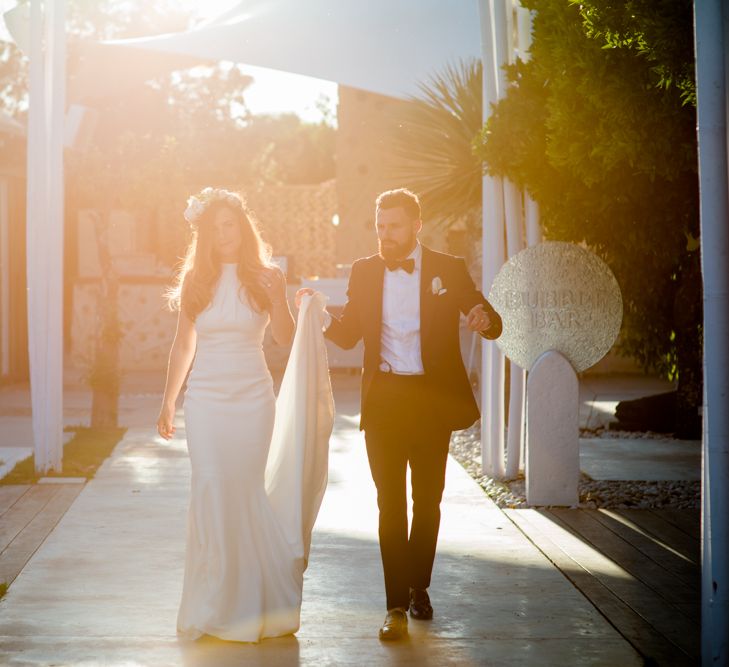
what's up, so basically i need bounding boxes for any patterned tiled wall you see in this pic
[71,279,175,373]
[71,181,337,373]
[247,180,338,280]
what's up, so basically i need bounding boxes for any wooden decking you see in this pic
[505,507,700,666]
[0,483,85,589]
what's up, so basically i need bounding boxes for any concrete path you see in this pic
[0,376,642,666]
[577,374,700,481]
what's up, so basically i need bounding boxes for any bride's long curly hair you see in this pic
[167,190,273,319]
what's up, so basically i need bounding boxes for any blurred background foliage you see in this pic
[473,0,700,431]
[388,0,699,432]
[1,0,336,226]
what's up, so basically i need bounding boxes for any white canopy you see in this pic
[99,0,481,99]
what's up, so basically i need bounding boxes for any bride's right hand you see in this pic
[157,403,176,440]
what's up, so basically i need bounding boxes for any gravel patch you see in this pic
[450,424,701,510]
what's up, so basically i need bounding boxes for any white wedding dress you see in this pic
[178,264,333,642]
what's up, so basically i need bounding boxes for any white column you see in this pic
[479,0,536,479]
[503,183,525,478]
[0,179,9,377]
[479,0,506,478]
[480,179,506,478]
[694,1,729,662]
[525,194,542,246]
[26,0,65,473]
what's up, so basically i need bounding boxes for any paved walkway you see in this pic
[0,376,646,666]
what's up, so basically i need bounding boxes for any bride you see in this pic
[156,187,332,642]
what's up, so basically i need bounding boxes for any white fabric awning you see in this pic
[94,0,481,99]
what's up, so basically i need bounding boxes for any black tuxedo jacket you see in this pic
[325,246,502,432]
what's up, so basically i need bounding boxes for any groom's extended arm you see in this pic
[454,258,502,340]
[324,261,365,350]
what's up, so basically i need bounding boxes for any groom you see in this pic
[318,188,502,640]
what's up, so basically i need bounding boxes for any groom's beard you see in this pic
[378,234,416,262]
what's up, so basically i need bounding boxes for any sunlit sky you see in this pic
[177,0,339,123]
[233,65,338,124]
[0,0,338,123]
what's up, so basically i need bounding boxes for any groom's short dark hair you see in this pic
[376,188,421,221]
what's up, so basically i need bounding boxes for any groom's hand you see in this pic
[295,287,314,309]
[466,304,492,333]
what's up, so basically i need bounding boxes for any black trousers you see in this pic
[364,372,451,610]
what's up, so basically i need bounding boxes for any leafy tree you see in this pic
[0,41,27,119]
[474,0,700,436]
[0,0,191,119]
[4,0,336,425]
[242,113,336,186]
[67,0,192,39]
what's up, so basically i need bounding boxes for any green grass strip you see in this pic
[0,427,126,485]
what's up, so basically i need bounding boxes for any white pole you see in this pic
[47,0,65,470]
[504,2,539,478]
[479,0,536,479]
[694,1,729,663]
[525,194,542,246]
[26,0,65,473]
[0,179,9,377]
[479,0,506,478]
[492,0,509,96]
[27,0,49,471]
[515,5,533,63]
[501,2,525,478]
[503,183,524,477]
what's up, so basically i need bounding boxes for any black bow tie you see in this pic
[384,258,415,274]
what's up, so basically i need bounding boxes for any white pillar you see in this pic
[694,1,729,662]
[525,194,542,247]
[0,179,9,377]
[26,0,65,473]
[515,5,533,62]
[503,182,525,478]
[479,0,507,478]
[481,178,506,478]
[479,0,537,479]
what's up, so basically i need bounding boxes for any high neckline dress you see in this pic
[177,265,332,642]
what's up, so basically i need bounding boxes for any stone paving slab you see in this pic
[580,437,701,481]
[0,380,642,666]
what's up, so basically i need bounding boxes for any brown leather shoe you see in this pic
[409,588,433,620]
[379,608,408,641]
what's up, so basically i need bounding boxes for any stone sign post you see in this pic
[489,242,623,506]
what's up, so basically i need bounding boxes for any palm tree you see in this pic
[389,59,483,234]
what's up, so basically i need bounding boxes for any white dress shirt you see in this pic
[380,244,424,375]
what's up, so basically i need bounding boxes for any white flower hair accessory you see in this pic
[431,276,447,296]
[183,187,242,228]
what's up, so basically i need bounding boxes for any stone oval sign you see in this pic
[488,242,623,372]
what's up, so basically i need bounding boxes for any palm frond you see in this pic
[389,60,483,229]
